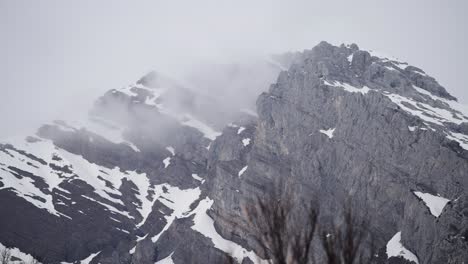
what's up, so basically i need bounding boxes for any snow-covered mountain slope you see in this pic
[0,63,279,263]
[1,44,468,263]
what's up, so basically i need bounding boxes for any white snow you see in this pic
[408,126,417,132]
[238,166,248,177]
[163,157,171,168]
[413,191,450,217]
[413,85,437,100]
[117,86,138,97]
[137,234,148,242]
[181,115,222,140]
[142,87,166,107]
[129,246,136,254]
[188,197,266,263]
[0,242,41,264]
[80,251,101,264]
[119,83,166,108]
[166,146,175,156]
[319,128,336,139]
[347,53,354,63]
[383,93,467,126]
[192,173,203,182]
[82,195,132,219]
[151,186,201,243]
[324,80,371,94]
[237,127,246,134]
[125,142,141,152]
[392,61,409,71]
[413,85,468,120]
[59,117,141,153]
[385,66,399,72]
[116,228,130,234]
[130,172,154,227]
[157,105,222,141]
[155,252,175,264]
[446,132,468,150]
[386,232,419,264]
[0,136,150,220]
[242,138,251,146]
[368,49,403,63]
[0,138,72,216]
[384,91,468,149]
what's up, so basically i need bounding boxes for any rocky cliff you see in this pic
[1,42,467,263]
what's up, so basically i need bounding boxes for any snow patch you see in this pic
[129,246,136,254]
[59,118,140,152]
[413,85,468,121]
[189,198,266,263]
[324,80,371,94]
[238,166,248,177]
[79,251,101,264]
[0,137,149,220]
[163,157,171,168]
[0,242,41,264]
[413,191,450,217]
[383,93,467,126]
[242,138,251,146]
[446,132,468,150]
[181,115,221,140]
[237,127,246,134]
[151,186,201,243]
[155,252,175,264]
[386,232,419,264]
[166,146,175,156]
[319,128,336,139]
[368,50,403,63]
[392,61,409,71]
[192,173,203,182]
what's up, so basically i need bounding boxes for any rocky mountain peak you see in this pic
[1,42,467,264]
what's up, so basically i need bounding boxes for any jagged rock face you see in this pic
[207,42,468,263]
[1,43,467,264]
[0,66,277,263]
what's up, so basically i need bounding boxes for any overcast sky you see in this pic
[1,0,467,137]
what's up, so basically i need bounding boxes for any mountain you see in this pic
[1,42,467,263]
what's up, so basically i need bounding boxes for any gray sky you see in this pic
[1,0,467,137]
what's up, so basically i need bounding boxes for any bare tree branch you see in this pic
[233,195,374,264]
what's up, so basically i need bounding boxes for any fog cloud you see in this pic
[1,0,468,137]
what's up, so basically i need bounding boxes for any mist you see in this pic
[2,0,468,138]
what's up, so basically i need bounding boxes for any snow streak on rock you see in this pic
[155,252,175,264]
[413,191,450,217]
[0,136,151,220]
[324,80,371,94]
[163,157,171,168]
[151,186,201,242]
[181,115,222,140]
[386,232,419,264]
[189,198,266,264]
[319,128,336,139]
[238,166,248,177]
[0,242,41,264]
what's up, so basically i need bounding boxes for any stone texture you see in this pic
[1,42,467,264]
